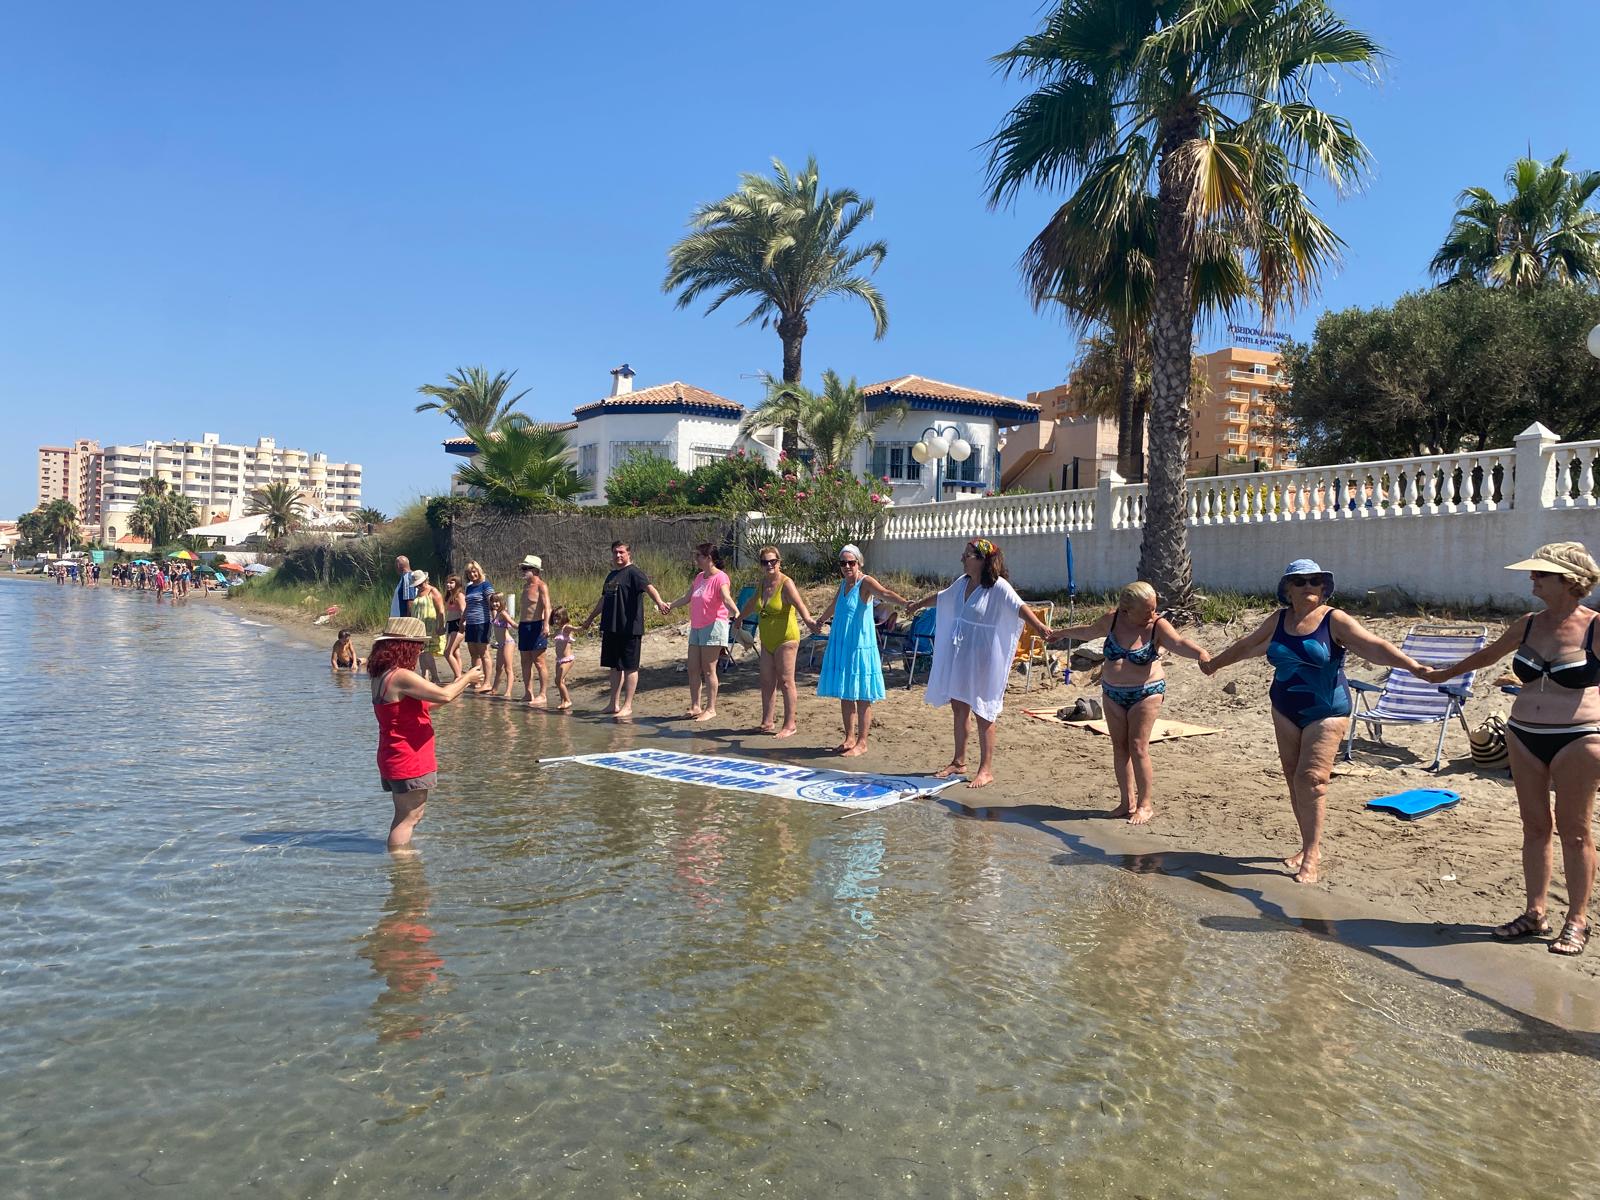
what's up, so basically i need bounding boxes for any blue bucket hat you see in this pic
[1278,558,1334,605]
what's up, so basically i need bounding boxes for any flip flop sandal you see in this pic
[1492,911,1552,940]
[1550,920,1589,956]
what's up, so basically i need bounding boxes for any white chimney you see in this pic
[609,363,635,396]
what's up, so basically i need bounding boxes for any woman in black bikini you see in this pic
[1423,542,1600,956]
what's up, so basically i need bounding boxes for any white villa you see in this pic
[441,366,1040,505]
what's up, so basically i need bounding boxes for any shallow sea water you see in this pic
[3,576,1599,1199]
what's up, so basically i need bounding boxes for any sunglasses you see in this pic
[1531,570,1558,579]
[759,559,779,566]
[838,560,859,570]
[1286,575,1325,587]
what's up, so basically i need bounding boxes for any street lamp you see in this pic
[1588,322,1600,361]
[910,423,972,503]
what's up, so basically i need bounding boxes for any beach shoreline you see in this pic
[181,581,1600,1029]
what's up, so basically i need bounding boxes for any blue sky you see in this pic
[3,1,1594,518]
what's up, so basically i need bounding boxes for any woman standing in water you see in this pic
[1203,559,1428,883]
[735,545,819,738]
[1052,581,1211,820]
[368,617,482,850]
[1420,542,1600,955]
[814,544,911,757]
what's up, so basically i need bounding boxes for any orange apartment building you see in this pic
[35,439,104,528]
[1001,344,1298,492]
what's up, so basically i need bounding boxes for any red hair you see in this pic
[367,639,422,676]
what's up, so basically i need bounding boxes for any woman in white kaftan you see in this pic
[907,539,1054,789]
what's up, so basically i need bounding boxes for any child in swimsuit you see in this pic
[488,594,515,697]
[330,629,362,671]
[549,606,575,711]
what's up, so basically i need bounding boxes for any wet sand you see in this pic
[214,587,1600,1029]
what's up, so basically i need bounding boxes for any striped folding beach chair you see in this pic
[1343,622,1489,771]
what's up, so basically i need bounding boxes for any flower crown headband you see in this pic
[971,538,996,557]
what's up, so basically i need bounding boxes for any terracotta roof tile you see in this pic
[443,422,579,453]
[860,375,1040,413]
[573,381,743,418]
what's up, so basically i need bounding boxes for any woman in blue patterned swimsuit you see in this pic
[1055,582,1210,824]
[1204,559,1427,884]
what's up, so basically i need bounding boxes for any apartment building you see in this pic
[98,433,362,544]
[1191,346,1298,472]
[35,439,104,527]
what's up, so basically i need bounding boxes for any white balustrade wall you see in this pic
[763,424,1600,606]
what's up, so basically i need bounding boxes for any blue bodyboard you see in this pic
[1365,788,1461,820]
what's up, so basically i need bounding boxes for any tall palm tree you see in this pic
[739,371,907,474]
[1024,184,1250,478]
[988,0,1381,607]
[454,423,584,509]
[246,481,306,542]
[41,499,79,555]
[415,367,533,431]
[1431,152,1600,290]
[663,156,889,390]
[349,506,389,530]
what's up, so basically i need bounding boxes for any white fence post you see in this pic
[1512,422,1560,552]
[1096,469,1124,531]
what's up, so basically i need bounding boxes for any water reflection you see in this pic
[358,855,447,1043]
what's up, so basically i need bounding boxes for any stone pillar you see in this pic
[1511,422,1560,562]
[1095,468,1125,530]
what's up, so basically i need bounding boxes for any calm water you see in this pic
[3,576,1598,1199]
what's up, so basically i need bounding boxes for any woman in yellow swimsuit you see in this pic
[737,545,819,737]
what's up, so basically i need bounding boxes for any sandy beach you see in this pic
[212,584,1600,1004]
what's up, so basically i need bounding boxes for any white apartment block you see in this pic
[99,433,362,544]
[36,439,105,527]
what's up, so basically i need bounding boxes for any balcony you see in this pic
[1224,409,1247,424]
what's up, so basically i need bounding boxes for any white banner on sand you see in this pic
[543,748,959,811]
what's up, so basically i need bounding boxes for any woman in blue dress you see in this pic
[1203,559,1427,884]
[814,544,912,757]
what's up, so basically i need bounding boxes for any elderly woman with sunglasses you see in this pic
[734,545,820,738]
[1202,559,1429,884]
[901,538,1056,788]
[1418,542,1600,956]
[813,544,912,757]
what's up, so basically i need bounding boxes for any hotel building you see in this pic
[98,433,362,545]
[35,439,105,528]
[1190,346,1298,472]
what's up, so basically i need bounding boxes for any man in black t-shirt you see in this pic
[581,541,667,718]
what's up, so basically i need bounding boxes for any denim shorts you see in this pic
[689,620,730,647]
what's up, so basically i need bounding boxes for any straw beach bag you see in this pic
[1468,714,1510,773]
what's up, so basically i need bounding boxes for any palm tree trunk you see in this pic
[777,314,807,453]
[1115,346,1138,479]
[1138,119,1201,611]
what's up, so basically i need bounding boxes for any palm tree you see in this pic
[454,423,584,509]
[1431,152,1600,290]
[663,156,889,392]
[415,366,533,431]
[738,371,907,474]
[349,506,389,530]
[40,499,79,555]
[246,481,306,542]
[988,0,1381,607]
[1024,184,1250,479]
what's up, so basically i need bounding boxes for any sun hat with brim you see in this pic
[521,554,543,570]
[371,616,429,644]
[408,569,429,586]
[1278,558,1334,605]
[1504,554,1581,577]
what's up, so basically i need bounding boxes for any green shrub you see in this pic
[734,466,890,571]
[605,452,689,507]
[684,450,778,508]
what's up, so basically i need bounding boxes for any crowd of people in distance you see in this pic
[362,537,1600,958]
[48,560,99,585]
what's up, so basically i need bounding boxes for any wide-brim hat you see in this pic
[371,616,428,644]
[408,569,429,586]
[520,554,543,570]
[1278,558,1334,605]
[1504,553,1581,577]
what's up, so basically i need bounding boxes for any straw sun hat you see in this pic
[372,616,428,644]
[520,554,543,570]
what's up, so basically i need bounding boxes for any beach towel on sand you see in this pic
[1364,788,1461,820]
[1023,710,1223,741]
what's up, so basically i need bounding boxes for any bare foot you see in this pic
[1109,805,1133,818]
[1294,855,1321,884]
[602,705,618,715]
[774,725,797,739]
[529,696,547,708]
[756,723,776,734]
[613,707,633,721]
[841,744,868,757]
[1283,850,1305,872]
[556,701,572,711]
[934,762,966,779]
[830,742,854,754]
[684,708,702,719]
[965,767,994,788]
[1128,806,1155,826]
[694,709,716,722]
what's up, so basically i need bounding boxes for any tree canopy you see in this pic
[415,367,533,431]
[1283,285,1600,463]
[1430,152,1600,290]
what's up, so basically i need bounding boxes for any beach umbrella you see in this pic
[168,550,198,561]
[133,558,153,565]
[217,562,245,573]
[242,563,271,575]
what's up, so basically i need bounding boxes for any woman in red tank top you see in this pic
[368,617,483,849]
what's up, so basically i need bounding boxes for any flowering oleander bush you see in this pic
[733,466,890,572]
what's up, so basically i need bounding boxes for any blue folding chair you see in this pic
[733,585,758,639]
[1344,623,1488,770]
[883,608,937,689]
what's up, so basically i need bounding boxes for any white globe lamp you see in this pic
[927,435,949,459]
[1588,322,1600,360]
[948,438,972,462]
[911,441,930,464]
